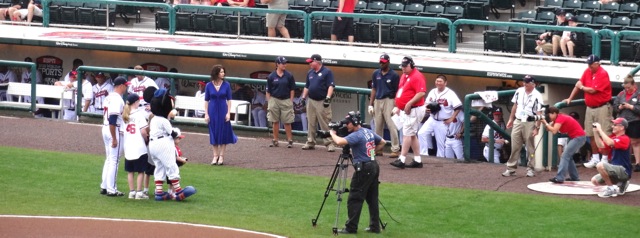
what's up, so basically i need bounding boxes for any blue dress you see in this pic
[205,81,238,145]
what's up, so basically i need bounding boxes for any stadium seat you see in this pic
[581,1,602,11]
[425,4,446,15]
[483,30,504,52]
[60,5,79,24]
[376,18,397,44]
[576,13,593,25]
[354,0,368,13]
[543,0,563,8]
[193,9,216,33]
[228,11,251,35]
[534,11,555,25]
[439,5,465,42]
[614,3,638,18]
[516,10,537,21]
[313,15,334,40]
[426,0,446,6]
[392,19,419,45]
[285,14,305,38]
[491,0,515,19]
[382,2,405,14]
[290,0,314,13]
[503,32,522,53]
[176,12,194,32]
[523,32,539,54]
[586,15,612,29]
[93,4,116,27]
[155,11,170,30]
[400,3,425,16]
[618,39,637,62]
[77,3,100,26]
[355,17,377,43]
[606,16,631,31]
[413,22,438,47]
[466,0,491,21]
[245,11,266,36]
[310,0,332,12]
[362,1,386,14]
[211,9,234,34]
[561,0,583,15]
[446,0,468,7]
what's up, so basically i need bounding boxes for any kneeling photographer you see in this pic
[329,111,386,234]
[540,106,586,183]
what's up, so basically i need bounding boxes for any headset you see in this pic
[403,56,415,69]
[345,111,361,126]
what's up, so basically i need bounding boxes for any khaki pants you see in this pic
[374,98,400,152]
[506,120,536,171]
[306,99,333,146]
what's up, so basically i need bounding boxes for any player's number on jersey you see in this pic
[126,124,136,134]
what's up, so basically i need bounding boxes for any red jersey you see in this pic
[580,66,611,107]
[339,0,356,13]
[395,68,426,110]
[555,114,585,139]
[215,0,255,7]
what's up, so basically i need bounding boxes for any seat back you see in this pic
[582,1,602,10]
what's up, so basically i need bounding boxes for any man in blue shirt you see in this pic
[330,111,385,234]
[266,56,296,148]
[301,54,337,152]
[369,54,400,158]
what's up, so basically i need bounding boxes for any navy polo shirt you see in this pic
[266,70,296,99]
[371,69,399,99]
[305,66,335,101]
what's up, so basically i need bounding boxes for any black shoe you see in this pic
[549,178,564,184]
[618,180,630,195]
[634,164,640,172]
[364,227,381,234]
[337,229,357,234]
[100,189,107,195]
[407,161,423,168]
[106,191,125,197]
[389,159,405,169]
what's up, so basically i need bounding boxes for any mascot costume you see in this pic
[145,88,196,201]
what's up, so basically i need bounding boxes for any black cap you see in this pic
[276,56,288,64]
[24,57,33,62]
[401,56,414,67]
[379,54,390,63]
[113,77,130,86]
[306,54,322,63]
[126,94,140,105]
[586,54,601,64]
[555,8,566,16]
[95,72,105,78]
[523,75,536,83]
[567,16,577,22]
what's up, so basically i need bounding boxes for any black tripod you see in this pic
[311,145,352,235]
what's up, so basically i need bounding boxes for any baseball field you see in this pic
[1,115,640,237]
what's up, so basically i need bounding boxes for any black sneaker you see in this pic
[364,227,381,234]
[549,178,564,184]
[407,161,423,168]
[634,164,640,172]
[100,189,107,195]
[390,159,405,169]
[106,191,125,197]
[618,180,630,195]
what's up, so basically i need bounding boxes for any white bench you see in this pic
[173,95,251,126]
[0,82,72,119]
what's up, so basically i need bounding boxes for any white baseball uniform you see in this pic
[482,122,506,164]
[101,91,125,194]
[418,87,462,157]
[0,69,18,101]
[444,113,464,160]
[123,108,149,161]
[20,69,43,104]
[148,116,180,181]
[62,80,93,121]
[194,90,206,118]
[128,76,158,107]
[92,80,114,114]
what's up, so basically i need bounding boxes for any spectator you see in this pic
[12,0,42,24]
[418,74,463,158]
[535,9,567,57]
[0,0,21,21]
[613,76,640,172]
[301,54,336,152]
[368,54,400,158]
[266,56,296,148]
[564,55,613,169]
[214,0,255,7]
[263,0,290,39]
[331,0,355,43]
[542,106,587,183]
[389,56,426,169]
[204,65,238,166]
[591,118,633,198]
[482,107,507,164]
[502,75,544,178]
[560,16,581,58]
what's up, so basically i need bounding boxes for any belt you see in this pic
[587,103,609,109]
[150,135,165,141]
[67,108,75,111]
[95,108,104,110]
[274,96,288,100]
[447,135,455,139]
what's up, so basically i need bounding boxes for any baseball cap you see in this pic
[177,134,185,139]
[126,94,140,105]
[612,117,629,128]
[95,72,105,78]
[401,56,414,67]
[555,8,566,16]
[198,81,206,87]
[523,75,536,83]
[69,70,78,78]
[567,16,577,22]
[379,54,390,63]
[113,77,130,86]
[586,54,601,65]
[492,107,503,115]
[276,56,287,64]
[306,54,322,63]
[24,57,33,62]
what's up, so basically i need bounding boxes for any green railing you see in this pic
[611,30,640,65]
[0,60,39,112]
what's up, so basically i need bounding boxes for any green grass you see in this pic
[1,146,640,237]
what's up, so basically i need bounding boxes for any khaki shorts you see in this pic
[584,104,612,137]
[266,13,286,28]
[402,106,426,136]
[267,97,294,123]
[592,162,629,185]
[535,43,553,55]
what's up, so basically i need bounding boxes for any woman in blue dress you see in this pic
[204,65,237,165]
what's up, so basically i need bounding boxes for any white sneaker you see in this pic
[526,169,535,177]
[598,185,619,198]
[584,158,600,168]
[135,191,149,200]
[501,169,515,177]
[128,191,136,199]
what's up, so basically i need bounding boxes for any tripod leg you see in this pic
[312,156,344,227]
[333,156,350,233]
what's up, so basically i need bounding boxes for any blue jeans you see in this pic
[555,136,586,181]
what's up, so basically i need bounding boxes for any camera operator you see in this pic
[418,74,462,158]
[502,75,543,178]
[540,106,586,183]
[591,118,633,198]
[330,112,386,234]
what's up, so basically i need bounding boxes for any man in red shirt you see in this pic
[541,106,587,183]
[331,0,355,43]
[390,57,426,169]
[564,54,612,168]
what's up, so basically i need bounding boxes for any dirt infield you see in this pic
[0,113,639,236]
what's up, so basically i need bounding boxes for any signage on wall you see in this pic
[36,56,63,85]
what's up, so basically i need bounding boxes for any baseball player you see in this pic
[0,65,18,101]
[444,112,464,160]
[418,75,462,158]
[482,107,508,164]
[100,77,129,197]
[128,65,159,117]
[57,71,94,121]
[91,72,113,115]
[62,58,83,83]
[19,57,43,104]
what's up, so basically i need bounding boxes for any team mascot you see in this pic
[146,88,196,201]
